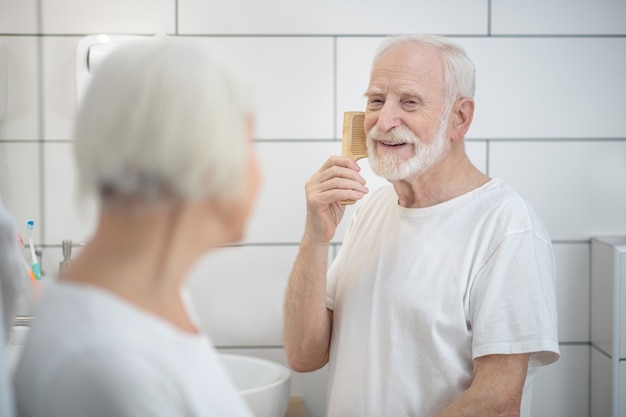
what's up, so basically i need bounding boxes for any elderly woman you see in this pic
[0,199,23,417]
[15,38,260,417]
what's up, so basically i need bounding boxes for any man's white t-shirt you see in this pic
[15,282,254,417]
[326,178,559,417]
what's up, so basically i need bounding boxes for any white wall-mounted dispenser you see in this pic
[0,44,6,122]
[75,34,157,106]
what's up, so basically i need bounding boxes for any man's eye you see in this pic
[402,99,419,110]
[367,98,384,109]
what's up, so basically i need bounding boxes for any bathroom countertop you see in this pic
[285,397,306,417]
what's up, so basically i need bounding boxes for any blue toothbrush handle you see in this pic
[32,263,41,280]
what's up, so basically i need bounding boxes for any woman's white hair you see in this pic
[73,37,254,206]
[372,34,476,115]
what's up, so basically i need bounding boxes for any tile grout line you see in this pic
[36,0,46,248]
[175,0,179,35]
[587,239,594,416]
[487,0,492,36]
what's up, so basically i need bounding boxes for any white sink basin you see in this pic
[219,354,291,417]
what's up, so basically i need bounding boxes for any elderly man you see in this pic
[284,34,559,417]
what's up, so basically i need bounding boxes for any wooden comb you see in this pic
[341,111,367,205]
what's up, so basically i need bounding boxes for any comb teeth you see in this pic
[351,114,367,155]
[342,111,367,163]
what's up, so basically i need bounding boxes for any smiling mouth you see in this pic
[379,141,408,147]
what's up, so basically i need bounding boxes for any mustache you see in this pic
[366,125,419,145]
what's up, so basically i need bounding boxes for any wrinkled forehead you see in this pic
[367,42,445,96]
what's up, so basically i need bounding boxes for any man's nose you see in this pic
[375,103,402,133]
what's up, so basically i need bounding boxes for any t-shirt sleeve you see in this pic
[468,230,560,367]
[44,351,182,417]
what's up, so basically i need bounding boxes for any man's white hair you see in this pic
[372,34,476,115]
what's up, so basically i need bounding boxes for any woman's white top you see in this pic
[15,282,254,417]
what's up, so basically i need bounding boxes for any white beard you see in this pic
[366,116,449,181]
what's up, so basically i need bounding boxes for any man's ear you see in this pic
[450,97,474,142]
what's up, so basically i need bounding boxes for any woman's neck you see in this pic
[60,201,227,333]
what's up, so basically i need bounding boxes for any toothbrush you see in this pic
[20,257,37,282]
[17,232,36,282]
[26,220,41,280]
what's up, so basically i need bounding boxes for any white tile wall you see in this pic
[491,0,626,35]
[554,243,590,343]
[0,36,39,140]
[3,1,626,416]
[463,38,626,139]
[39,0,175,34]
[490,140,626,241]
[178,0,489,35]
[41,37,81,140]
[0,0,38,34]
[0,142,40,240]
[190,37,335,140]
[42,142,97,245]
